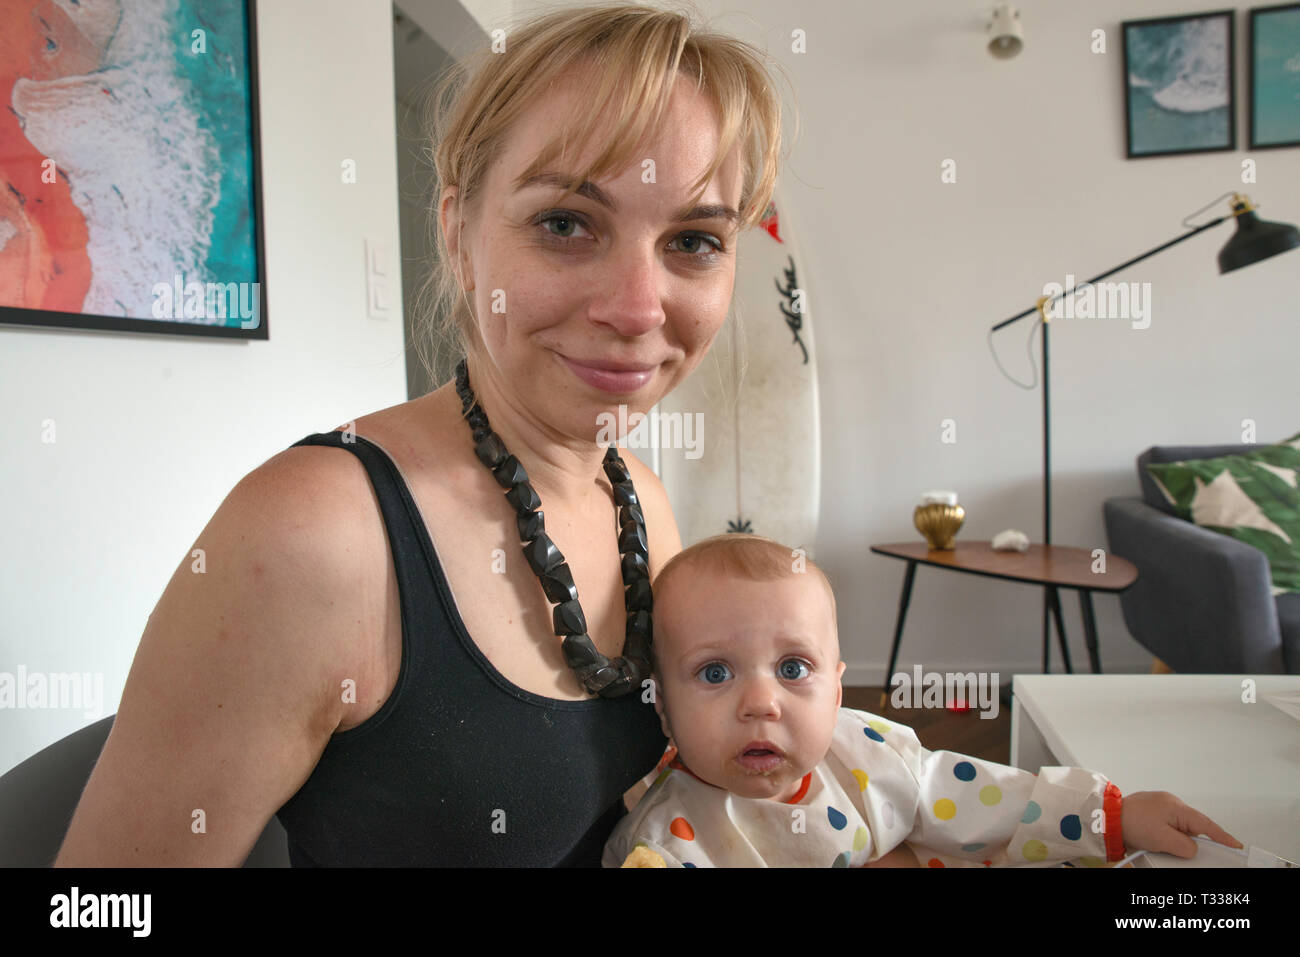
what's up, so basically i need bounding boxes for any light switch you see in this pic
[365,237,392,319]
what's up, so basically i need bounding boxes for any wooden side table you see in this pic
[869,542,1138,685]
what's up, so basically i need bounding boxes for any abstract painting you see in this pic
[0,0,266,338]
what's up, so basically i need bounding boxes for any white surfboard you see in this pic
[649,192,821,553]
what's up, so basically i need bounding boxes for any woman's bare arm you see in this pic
[55,449,381,866]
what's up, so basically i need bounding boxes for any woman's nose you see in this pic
[586,246,667,338]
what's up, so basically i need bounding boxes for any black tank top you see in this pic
[274,431,668,866]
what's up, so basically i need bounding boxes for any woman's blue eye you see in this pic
[670,233,724,257]
[539,213,588,239]
[537,212,721,258]
[699,662,731,684]
[779,659,809,680]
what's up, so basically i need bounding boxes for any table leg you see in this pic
[1048,586,1073,674]
[1079,589,1102,674]
[1010,693,1057,771]
[1042,591,1051,672]
[880,561,917,708]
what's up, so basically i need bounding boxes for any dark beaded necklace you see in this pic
[454,357,652,698]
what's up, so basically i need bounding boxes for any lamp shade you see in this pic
[1217,207,1300,273]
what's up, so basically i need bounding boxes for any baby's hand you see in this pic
[1121,790,1242,858]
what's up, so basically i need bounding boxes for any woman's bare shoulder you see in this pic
[55,412,420,866]
[253,432,379,523]
[260,393,451,510]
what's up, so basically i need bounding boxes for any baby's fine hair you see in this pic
[651,534,838,671]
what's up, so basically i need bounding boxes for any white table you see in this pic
[1010,674,1300,862]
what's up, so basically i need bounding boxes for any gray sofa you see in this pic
[1103,443,1300,674]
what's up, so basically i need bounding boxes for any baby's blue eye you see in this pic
[779,659,810,680]
[698,662,731,684]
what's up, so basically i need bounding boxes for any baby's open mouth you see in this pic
[736,742,785,773]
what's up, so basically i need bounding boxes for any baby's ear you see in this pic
[650,675,671,737]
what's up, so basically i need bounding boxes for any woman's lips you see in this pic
[558,354,655,394]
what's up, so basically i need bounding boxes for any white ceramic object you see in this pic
[920,490,959,506]
[991,528,1030,552]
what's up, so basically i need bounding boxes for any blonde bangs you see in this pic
[501,10,772,230]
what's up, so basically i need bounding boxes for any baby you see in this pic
[603,533,1241,868]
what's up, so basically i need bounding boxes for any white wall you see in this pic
[0,0,407,774]
[457,0,516,34]
[3,0,1296,773]
[693,0,1298,683]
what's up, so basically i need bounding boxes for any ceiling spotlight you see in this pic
[988,4,1024,59]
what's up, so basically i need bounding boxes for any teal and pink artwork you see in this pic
[0,0,265,338]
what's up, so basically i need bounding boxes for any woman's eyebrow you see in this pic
[515,171,739,224]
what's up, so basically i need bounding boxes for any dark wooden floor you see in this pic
[843,686,1010,765]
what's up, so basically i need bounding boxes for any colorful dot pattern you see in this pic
[910,726,1097,865]
[852,827,869,851]
[628,710,1106,867]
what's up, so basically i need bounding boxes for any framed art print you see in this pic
[0,0,267,339]
[1250,2,1300,148]
[1123,9,1236,158]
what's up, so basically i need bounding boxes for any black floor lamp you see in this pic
[990,192,1300,673]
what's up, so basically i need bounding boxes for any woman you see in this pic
[56,2,784,866]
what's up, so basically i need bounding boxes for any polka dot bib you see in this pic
[604,707,1120,868]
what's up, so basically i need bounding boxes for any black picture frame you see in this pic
[0,0,268,340]
[1249,1,1300,149]
[1122,9,1236,159]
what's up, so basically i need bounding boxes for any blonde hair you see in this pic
[651,534,838,672]
[410,0,790,386]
